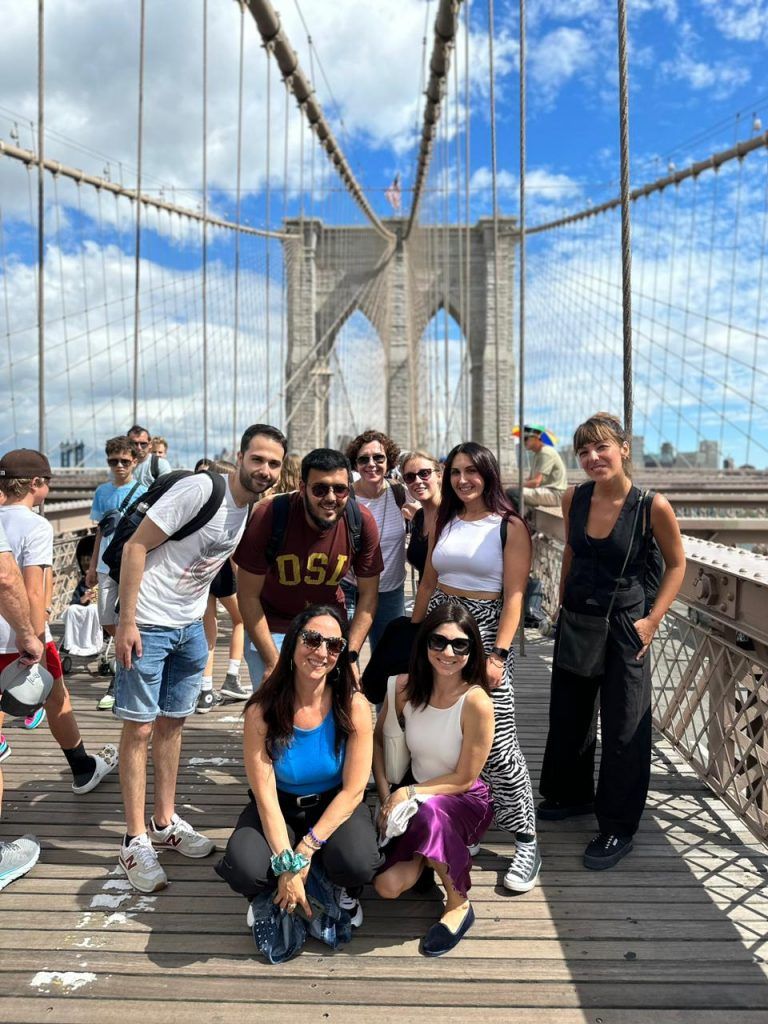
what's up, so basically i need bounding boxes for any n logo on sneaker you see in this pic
[122,854,137,870]
[165,834,183,848]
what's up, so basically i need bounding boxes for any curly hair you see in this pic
[346,429,400,471]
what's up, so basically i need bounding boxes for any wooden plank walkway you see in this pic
[1,627,767,1023]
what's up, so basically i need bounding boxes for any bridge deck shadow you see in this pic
[1,627,767,1022]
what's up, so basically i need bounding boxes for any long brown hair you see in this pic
[434,441,523,546]
[246,604,356,760]
[406,602,489,709]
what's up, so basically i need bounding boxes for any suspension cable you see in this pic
[517,0,527,656]
[617,0,633,437]
[487,0,501,458]
[37,0,45,450]
[130,0,146,426]
[202,0,209,456]
[233,0,245,454]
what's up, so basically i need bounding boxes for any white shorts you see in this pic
[97,571,119,627]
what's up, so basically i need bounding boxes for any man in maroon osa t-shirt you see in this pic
[234,448,383,690]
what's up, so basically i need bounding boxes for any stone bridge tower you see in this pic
[282,216,517,475]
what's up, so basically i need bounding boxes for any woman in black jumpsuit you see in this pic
[539,414,685,870]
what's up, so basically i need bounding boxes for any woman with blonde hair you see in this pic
[539,413,685,869]
[401,450,442,581]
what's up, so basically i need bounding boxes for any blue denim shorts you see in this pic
[244,632,285,692]
[113,620,208,723]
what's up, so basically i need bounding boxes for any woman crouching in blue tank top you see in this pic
[215,604,382,927]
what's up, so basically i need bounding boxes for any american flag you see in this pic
[385,174,402,212]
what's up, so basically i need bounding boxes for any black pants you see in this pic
[215,792,383,900]
[539,605,652,837]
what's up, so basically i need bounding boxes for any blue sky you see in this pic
[0,1,766,464]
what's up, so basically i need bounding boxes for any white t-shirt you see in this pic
[0,505,54,652]
[134,474,248,627]
[0,522,10,553]
[356,484,407,592]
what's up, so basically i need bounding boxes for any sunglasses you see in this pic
[427,633,472,656]
[108,458,134,467]
[357,453,386,466]
[404,467,434,485]
[299,629,347,657]
[310,483,350,499]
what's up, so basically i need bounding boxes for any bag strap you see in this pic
[264,493,292,566]
[171,471,227,542]
[605,489,644,620]
[390,481,407,509]
[118,481,141,512]
[344,496,363,557]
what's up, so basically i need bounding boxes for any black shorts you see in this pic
[210,559,236,599]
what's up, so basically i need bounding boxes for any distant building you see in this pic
[643,439,720,470]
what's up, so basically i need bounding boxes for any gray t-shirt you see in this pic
[531,447,567,491]
[134,454,172,488]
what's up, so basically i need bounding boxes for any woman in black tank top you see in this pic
[402,451,442,579]
[539,414,685,870]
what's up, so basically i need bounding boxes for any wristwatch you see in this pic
[348,649,360,665]
[490,646,509,661]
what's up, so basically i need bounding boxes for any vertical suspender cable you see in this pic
[518,0,526,657]
[233,1,245,453]
[132,0,146,426]
[37,0,45,450]
[487,0,502,459]
[617,0,633,438]
[202,0,209,456]
[264,44,272,420]
[463,0,471,439]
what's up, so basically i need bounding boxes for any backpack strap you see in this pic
[642,488,655,538]
[150,453,160,480]
[500,517,508,549]
[344,495,363,557]
[171,471,227,542]
[264,493,292,566]
[118,481,141,512]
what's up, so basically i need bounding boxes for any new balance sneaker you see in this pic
[0,735,10,763]
[219,673,251,701]
[503,839,542,893]
[338,887,364,928]
[72,743,119,794]
[23,707,46,730]
[0,834,40,891]
[118,833,168,893]
[583,833,633,870]
[148,814,216,858]
[97,681,115,711]
[195,689,222,714]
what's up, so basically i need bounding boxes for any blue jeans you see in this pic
[340,583,405,651]
[113,620,208,723]
[244,632,286,691]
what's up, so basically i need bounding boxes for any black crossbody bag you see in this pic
[555,493,644,678]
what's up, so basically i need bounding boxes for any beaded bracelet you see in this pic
[307,826,326,848]
[270,849,309,875]
[301,833,321,852]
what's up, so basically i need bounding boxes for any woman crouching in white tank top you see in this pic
[411,441,540,893]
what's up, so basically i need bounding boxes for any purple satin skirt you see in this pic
[380,780,493,896]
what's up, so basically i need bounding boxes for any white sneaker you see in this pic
[467,842,481,856]
[338,887,363,927]
[72,743,119,795]
[503,839,542,893]
[148,813,216,858]
[0,835,40,891]
[118,834,168,893]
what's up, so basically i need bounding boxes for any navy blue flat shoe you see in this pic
[419,903,475,957]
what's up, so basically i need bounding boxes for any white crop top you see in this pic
[403,690,471,783]
[431,514,503,591]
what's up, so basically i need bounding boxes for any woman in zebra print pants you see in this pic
[411,442,539,893]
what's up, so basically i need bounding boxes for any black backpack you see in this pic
[264,491,364,566]
[102,470,227,583]
[641,489,664,614]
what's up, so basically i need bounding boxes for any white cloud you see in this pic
[528,27,594,105]
[663,52,751,96]
[698,0,768,43]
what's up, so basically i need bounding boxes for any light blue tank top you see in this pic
[273,712,345,795]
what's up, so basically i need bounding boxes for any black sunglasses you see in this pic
[357,453,386,465]
[404,467,434,484]
[108,458,134,467]
[310,483,350,499]
[299,629,347,657]
[427,633,472,656]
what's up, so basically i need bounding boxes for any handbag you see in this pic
[383,675,410,785]
[555,492,644,678]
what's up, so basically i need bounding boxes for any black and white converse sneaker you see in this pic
[503,839,542,893]
[338,887,363,927]
[583,832,633,870]
[195,689,222,714]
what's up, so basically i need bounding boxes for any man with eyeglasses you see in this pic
[235,448,383,691]
[128,424,172,487]
[86,436,147,709]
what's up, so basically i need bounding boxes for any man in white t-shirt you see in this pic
[0,449,118,794]
[127,424,172,488]
[113,424,286,893]
[0,519,45,891]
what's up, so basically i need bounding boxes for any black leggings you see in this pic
[215,795,383,900]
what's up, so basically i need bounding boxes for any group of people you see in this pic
[0,412,685,960]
